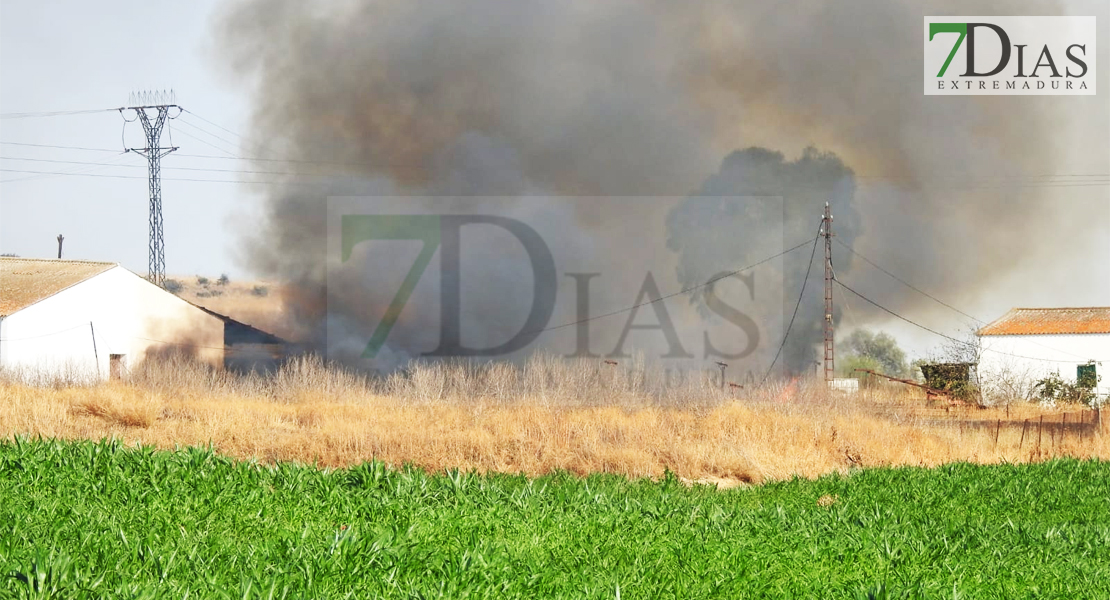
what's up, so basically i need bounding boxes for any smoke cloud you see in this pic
[213,0,1109,373]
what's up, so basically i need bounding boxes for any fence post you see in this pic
[1019,419,1028,449]
[1037,415,1044,454]
[1051,415,1057,451]
[994,419,1001,447]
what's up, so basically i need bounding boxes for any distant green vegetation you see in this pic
[1,439,1107,599]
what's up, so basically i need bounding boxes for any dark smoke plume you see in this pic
[213,0,1109,372]
[668,147,859,371]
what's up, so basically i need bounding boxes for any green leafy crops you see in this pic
[1,439,1107,599]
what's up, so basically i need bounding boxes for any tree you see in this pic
[840,329,908,378]
[840,354,883,384]
[930,322,982,365]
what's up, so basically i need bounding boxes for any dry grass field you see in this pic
[166,275,295,339]
[2,355,1105,486]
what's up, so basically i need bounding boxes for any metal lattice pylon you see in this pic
[121,91,178,287]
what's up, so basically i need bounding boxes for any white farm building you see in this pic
[0,257,226,381]
[977,307,1110,401]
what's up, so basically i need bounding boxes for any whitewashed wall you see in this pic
[978,333,1110,401]
[0,266,223,381]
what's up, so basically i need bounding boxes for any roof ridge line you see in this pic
[0,257,119,266]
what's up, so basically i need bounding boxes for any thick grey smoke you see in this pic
[213,0,1109,373]
[668,147,859,373]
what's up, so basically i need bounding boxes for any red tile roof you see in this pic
[977,307,1110,336]
[0,258,117,317]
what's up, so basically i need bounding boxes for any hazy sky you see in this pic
[0,0,253,277]
[0,1,1107,363]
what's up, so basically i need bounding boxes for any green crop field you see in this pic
[1,439,1107,599]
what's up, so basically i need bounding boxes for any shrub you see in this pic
[251,285,269,297]
[1034,366,1100,406]
[196,275,210,286]
[839,355,881,386]
[217,274,230,286]
[920,363,979,401]
[163,279,183,294]
[840,329,908,378]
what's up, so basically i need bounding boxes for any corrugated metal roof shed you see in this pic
[977,307,1110,336]
[0,257,116,317]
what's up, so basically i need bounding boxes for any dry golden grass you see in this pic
[1,355,1106,486]
[168,276,294,339]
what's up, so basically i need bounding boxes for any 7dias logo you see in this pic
[924,17,1096,95]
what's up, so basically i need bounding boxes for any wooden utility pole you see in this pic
[822,202,834,382]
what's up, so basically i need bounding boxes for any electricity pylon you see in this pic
[121,90,179,287]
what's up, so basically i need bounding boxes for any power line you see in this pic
[0,141,414,170]
[0,153,130,184]
[166,125,240,158]
[1,155,138,167]
[179,108,245,140]
[833,277,1099,364]
[834,239,983,324]
[0,155,343,178]
[4,141,1108,185]
[0,323,91,342]
[0,108,119,119]
[759,227,822,386]
[0,327,268,355]
[0,167,374,186]
[173,116,243,154]
[0,168,295,186]
[523,237,815,337]
[0,141,121,153]
[835,278,961,344]
[833,239,1094,361]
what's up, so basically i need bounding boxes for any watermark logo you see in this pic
[341,214,556,359]
[924,17,1095,95]
[327,196,787,381]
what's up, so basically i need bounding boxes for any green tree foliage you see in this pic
[1034,362,1101,406]
[839,354,882,383]
[840,329,908,378]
